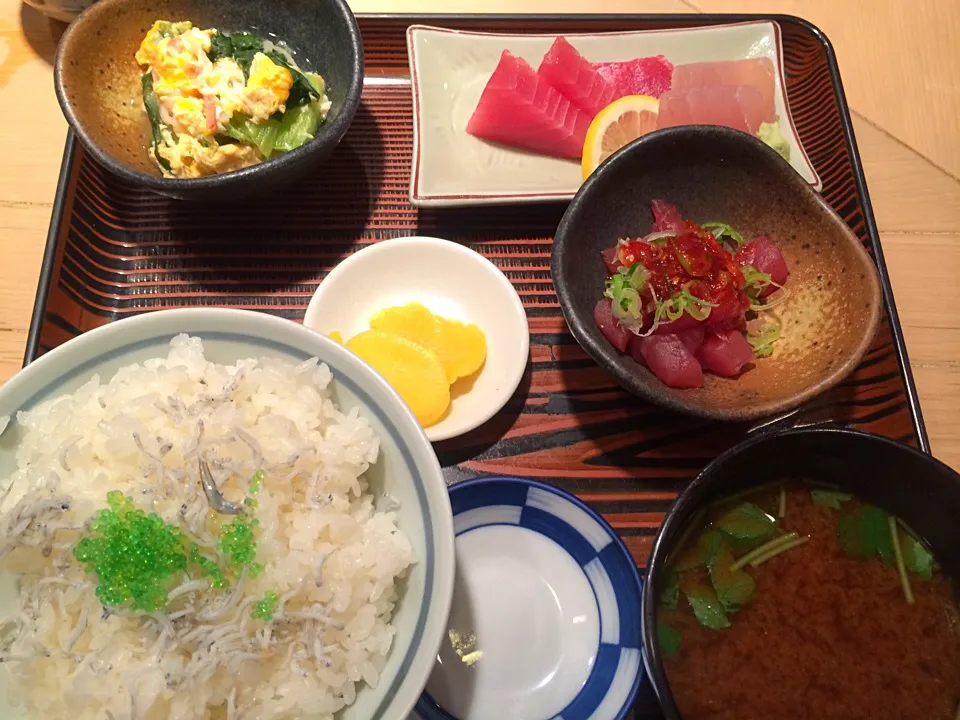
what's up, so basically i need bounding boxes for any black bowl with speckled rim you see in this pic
[641,427,960,718]
[551,125,881,422]
[54,0,363,201]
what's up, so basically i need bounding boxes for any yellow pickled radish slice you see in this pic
[438,317,486,380]
[345,330,450,427]
[370,303,457,383]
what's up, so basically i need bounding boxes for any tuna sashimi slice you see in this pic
[657,84,768,135]
[634,334,704,389]
[696,329,755,377]
[467,50,590,159]
[593,56,674,100]
[650,198,685,234]
[594,298,631,353]
[673,59,776,125]
[602,245,620,274]
[538,37,616,119]
[735,236,789,296]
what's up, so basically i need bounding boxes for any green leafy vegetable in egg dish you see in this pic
[135,21,332,179]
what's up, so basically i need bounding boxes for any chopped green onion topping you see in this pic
[604,262,649,321]
[742,264,774,302]
[747,315,782,358]
[657,288,717,323]
[703,222,745,248]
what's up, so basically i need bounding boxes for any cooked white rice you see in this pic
[0,334,413,719]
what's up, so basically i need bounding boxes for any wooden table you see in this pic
[1,0,958,467]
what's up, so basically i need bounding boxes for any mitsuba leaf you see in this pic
[659,570,680,610]
[900,531,934,579]
[838,505,893,562]
[658,621,682,659]
[811,489,854,510]
[715,502,777,542]
[681,575,730,631]
[708,544,756,614]
[673,528,724,572]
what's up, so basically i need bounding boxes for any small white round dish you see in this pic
[415,476,645,720]
[303,236,530,442]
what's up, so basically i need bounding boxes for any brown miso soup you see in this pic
[658,482,960,720]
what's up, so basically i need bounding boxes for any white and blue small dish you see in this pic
[414,476,644,720]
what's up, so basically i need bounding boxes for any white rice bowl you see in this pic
[0,319,453,720]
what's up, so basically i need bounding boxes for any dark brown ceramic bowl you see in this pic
[642,427,960,718]
[54,0,363,201]
[551,126,882,422]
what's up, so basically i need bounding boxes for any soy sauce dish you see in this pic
[642,428,960,720]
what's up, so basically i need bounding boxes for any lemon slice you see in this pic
[581,95,660,181]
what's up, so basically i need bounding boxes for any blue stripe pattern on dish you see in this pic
[417,475,644,720]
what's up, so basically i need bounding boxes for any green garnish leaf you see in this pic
[208,31,265,77]
[681,575,730,630]
[673,528,724,572]
[838,505,893,562]
[714,502,777,542]
[900,532,934,579]
[659,570,680,610]
[703,222,745,248]
[657,620,682,659]
[141,73,171,172]
[266,50,322,108]
[811,489,854,510]
[708,544,756,614]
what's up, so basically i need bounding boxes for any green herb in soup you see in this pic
[658,482,960,720]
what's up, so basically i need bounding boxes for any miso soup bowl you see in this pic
[641,427,960,718]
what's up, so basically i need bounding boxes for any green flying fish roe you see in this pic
[218,515,263,576]
[73,491,188,612]
[189,544,227,589]
[251,590,280,621]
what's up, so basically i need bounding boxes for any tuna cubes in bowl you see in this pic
[551,125,881,421]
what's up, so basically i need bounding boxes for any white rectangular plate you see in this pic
[407,21,822,207]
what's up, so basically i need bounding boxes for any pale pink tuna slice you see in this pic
[593,56,674,100]
[657,84,768,135]
[650,198,685,234]
[696,329,755,377]
[735,236,789,296]
[602,246,620,274]
[594,298,631,352]
[672,59,776,124]
[633,334,704,389]
[538,37,616,119]
[467,50,590,159]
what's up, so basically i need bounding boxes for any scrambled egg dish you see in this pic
[137,21,332,179]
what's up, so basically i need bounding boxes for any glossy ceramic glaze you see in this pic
[54,0,363,200]
[551,125,882,421]
[641,427,960,719]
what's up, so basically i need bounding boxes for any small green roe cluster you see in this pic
[218,472,266,577]
[251,590,280,621]
[74,491,189,613]
[74,470,268,613]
